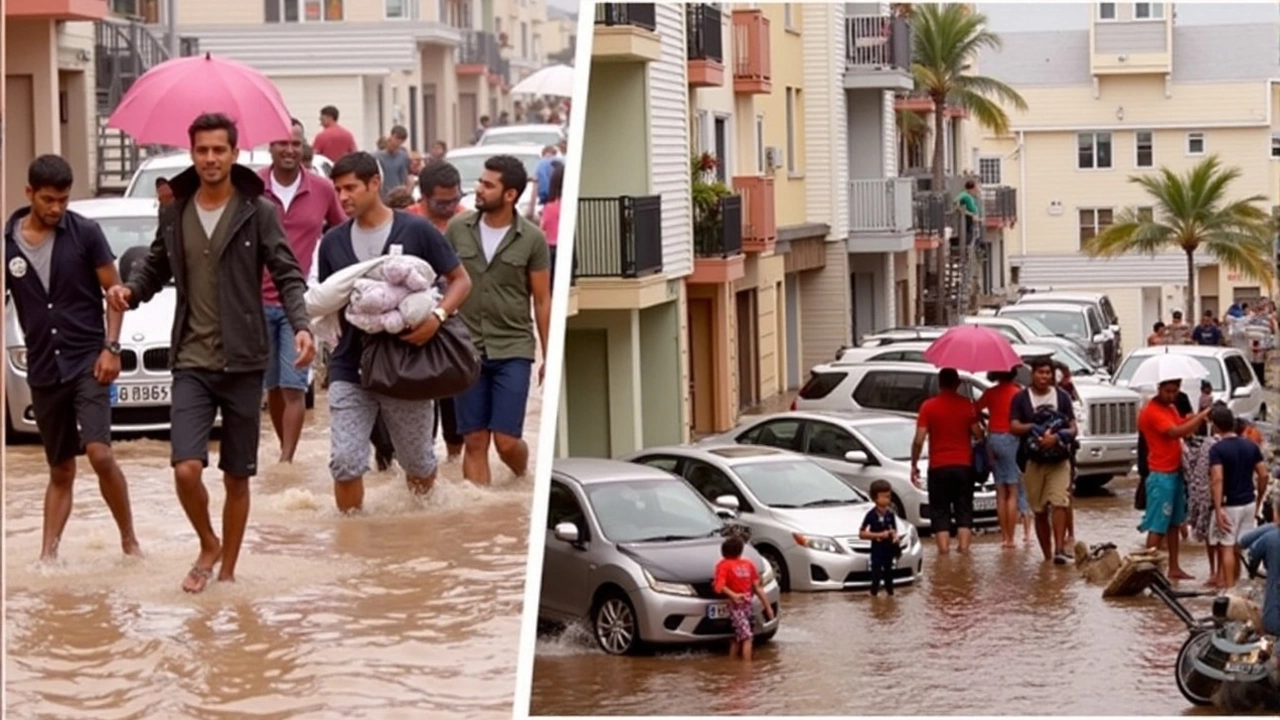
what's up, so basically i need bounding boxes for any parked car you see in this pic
[123,148,334,199]
[429,144,544,219]
[998,301,1115,372]
[1014,290,1122,369]
[540,458,781,655]
[958,314,1098,365]
[837,342,1106,384]
[1113,345,1266,421]
[855,322,1095,367]
[794,360,1141,488]
[5,198,313,441]
[704,410,996,532]
[622,445,923,592]
[476,123,566,149]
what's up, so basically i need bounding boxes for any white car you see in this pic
[958,314,1098,365]
[476,123,565,149]
[123,148,333,199]
[704,410,998,532]
[998,301,1113,371]
[837,342,1108,384]
[622,445,924,592]
[439,143,546,219]
[1015,290,1123,365]
[1113,345,1266,421]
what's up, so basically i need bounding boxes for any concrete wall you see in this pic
[761,4,806,227]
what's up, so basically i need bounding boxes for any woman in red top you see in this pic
[978,368,1024,548]
[713,535,774,661]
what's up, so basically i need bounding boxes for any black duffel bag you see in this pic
[360,315,481,400]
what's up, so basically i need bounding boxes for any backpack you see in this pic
[1022,388,1074,465]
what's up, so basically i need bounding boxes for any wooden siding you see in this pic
[650,3,694,278]
[799,242,853,372]
[801,1,848,239]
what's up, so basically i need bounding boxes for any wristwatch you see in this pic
[105,341,122,356]
[432,307,449,324]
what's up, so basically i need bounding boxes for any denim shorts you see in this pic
[987,432,1021,484]
[1140,471,1188,535]
[454,356,533,438]
[264,304,311,391]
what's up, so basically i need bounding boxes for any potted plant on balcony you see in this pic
[691,152,733,256]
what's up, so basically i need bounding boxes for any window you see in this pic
[1097,2,1116,20]
[785,87,801,175]
[1134,2,1164,19]
[1078,208,1114,248]
[756,114,765,174]
[1135,130,1153,168]
[267,0,342,22]
[632,455,681,474]
[740,419,804,452]
[852,371,937,414]
[693,109,710,155]
[1137,206,1154,222]
[547,481,589,539]
[683,461,750,510]
[783,3,797,31]
[798,371,849,399]
[1187,132,1206,156]
[804,423,865,461]
[1270,133,1280,158]
[1077,132,1112,169]
[385,0,407,18]
[1225,356,1254,390]
[521,22,529,58]
[977,156,1002,185]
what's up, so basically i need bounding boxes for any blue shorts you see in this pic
[454,356,533,438]
[1140,471,1188,536]
[988,432,1021,484]
[264,304,311,391]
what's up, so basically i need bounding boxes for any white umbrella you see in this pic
[1127,352,1210,388]
[510,64,575,97]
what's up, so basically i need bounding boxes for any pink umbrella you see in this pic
[107,53,292,149]
[923,325,1023,373]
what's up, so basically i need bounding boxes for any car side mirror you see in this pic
[553,521,581,545]
[1232,386,1251,399]
[845,450,870,464]
[714,495,740,519]
[1093,333,1107,344]
[1109,324,1121,334]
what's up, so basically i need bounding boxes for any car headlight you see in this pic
[8,347,27,371]
[642,568,695,597]
[1074,401,1088,434]
[759,561,776,587]
[793,533,844,554]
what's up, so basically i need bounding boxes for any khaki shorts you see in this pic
[1023,460,1072,512]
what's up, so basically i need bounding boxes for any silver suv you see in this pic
[540,459,781,655]
[999,301,1116,372]
[1013,291,1122,369]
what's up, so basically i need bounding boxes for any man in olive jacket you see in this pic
[107,113,314,594]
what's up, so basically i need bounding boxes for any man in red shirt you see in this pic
[312,105,357,163]
[1138,378,1210,580]
[911,368,984,553]
[258,118,346,463]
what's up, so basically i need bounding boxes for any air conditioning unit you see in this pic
[764,146,783,171]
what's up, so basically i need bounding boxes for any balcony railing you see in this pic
[849,178,915,233]
[845,15,912,69]
[694,195,743,258]
[914,192,947,237]
[731,9,771,93]
[732,175,777,250]
[595,3,657,31]
[687,5,723,62]
[575,196,664,278]
[982,186,1017,225]
[459,29,500,69]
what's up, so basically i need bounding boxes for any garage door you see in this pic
[270,75,364,154]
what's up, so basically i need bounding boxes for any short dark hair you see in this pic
[721,535,744,559]
[869,479,892,501]
[965,179,977,190]
[419,161,461,198]
[1203,309,1214,317]
[1154,321,1166,331]
[301,144,314,162]
[290,117,304,130]
[480,114,491,123]
[1027,357,1055,373]
[1212,404,1236,433]
[485,154,529,197]
[547,162,565,203]
[330,151,382,185]
[433,140,448,152]
[187,112,239,148]
[390,125,408,140]
[154,176,169,189]
[321,105,340,121]
[1172,310,1183,319]
[938,368,961,389]
[986,369,1015,383]
[385,187,415,209]
[28,155,74,192]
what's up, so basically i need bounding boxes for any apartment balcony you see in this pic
[913,192,947,251]
[732,175,777,253]
[843,15,913,91]
[848,178,915,253]
[895,91,969,119]
[982,186,1018,229]
[593,3,661,64]
[731,9,771,94]
[575,196,664,279]
[690,195,746,285]
[1090,13,1172,75]
[686,4,725,88]
[8,0,107,19]
[457,29,499,77]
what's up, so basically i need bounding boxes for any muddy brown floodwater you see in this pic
[5,387,540,719]
[531,474,1239,716]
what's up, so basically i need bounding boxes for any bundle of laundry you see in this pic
[304,253,440,347]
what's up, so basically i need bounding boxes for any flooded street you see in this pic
[530,473,1228,716]
[5,387,541,719]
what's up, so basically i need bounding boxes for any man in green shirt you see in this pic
[957,179,982,245]
[446,155,552,485]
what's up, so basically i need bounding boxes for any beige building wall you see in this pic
[761,3,805,227]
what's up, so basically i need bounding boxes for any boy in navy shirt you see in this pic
[860,479,900,596]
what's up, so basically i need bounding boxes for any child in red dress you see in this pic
[713,535,774,660]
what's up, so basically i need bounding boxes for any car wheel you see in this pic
[591,591,641,656]
[1074,474,1113,492]
[890,494,907,521]
[757,546,790,593]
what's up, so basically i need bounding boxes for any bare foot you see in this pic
[467,477,492,487]
[182,544,223,594]
[1002,541,1016,549]
[407,477,436,497]
[1169,568,1194,581]
[122,539,144,558]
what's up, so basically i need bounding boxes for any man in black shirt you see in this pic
[4,155,140,562]
[1208,405,1269,588]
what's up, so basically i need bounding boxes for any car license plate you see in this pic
[974,496,997,512]
[110,383,170,406]
[706,603,731,620]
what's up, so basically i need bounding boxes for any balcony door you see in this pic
[736,289,759,410]
[713,115,729,182]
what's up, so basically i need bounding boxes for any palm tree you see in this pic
[911,4,1027,320]
[1082,156,1277,316]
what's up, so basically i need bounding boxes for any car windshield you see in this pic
[448,153,542,193]
[1032,346,1093,375]
[127,162,269,198]
[856,421,926,461]
[1004,309,1087,338]
[1115,353,1226,392]
[585,479,723,543]
[96,216,159,256]
[1007,315,1057,337]
[479,130,561,147]
[732,459,869,508]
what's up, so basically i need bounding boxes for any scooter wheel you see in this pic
[1176,630,1221,706]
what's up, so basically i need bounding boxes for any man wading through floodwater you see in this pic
[1138,378,1211,580]
[5,155,142,562]
[108,113,315,593]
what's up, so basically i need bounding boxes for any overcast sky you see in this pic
[979,2,1279,31]
[548,0,578,16]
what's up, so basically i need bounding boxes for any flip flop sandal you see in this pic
[185,564,214,590]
